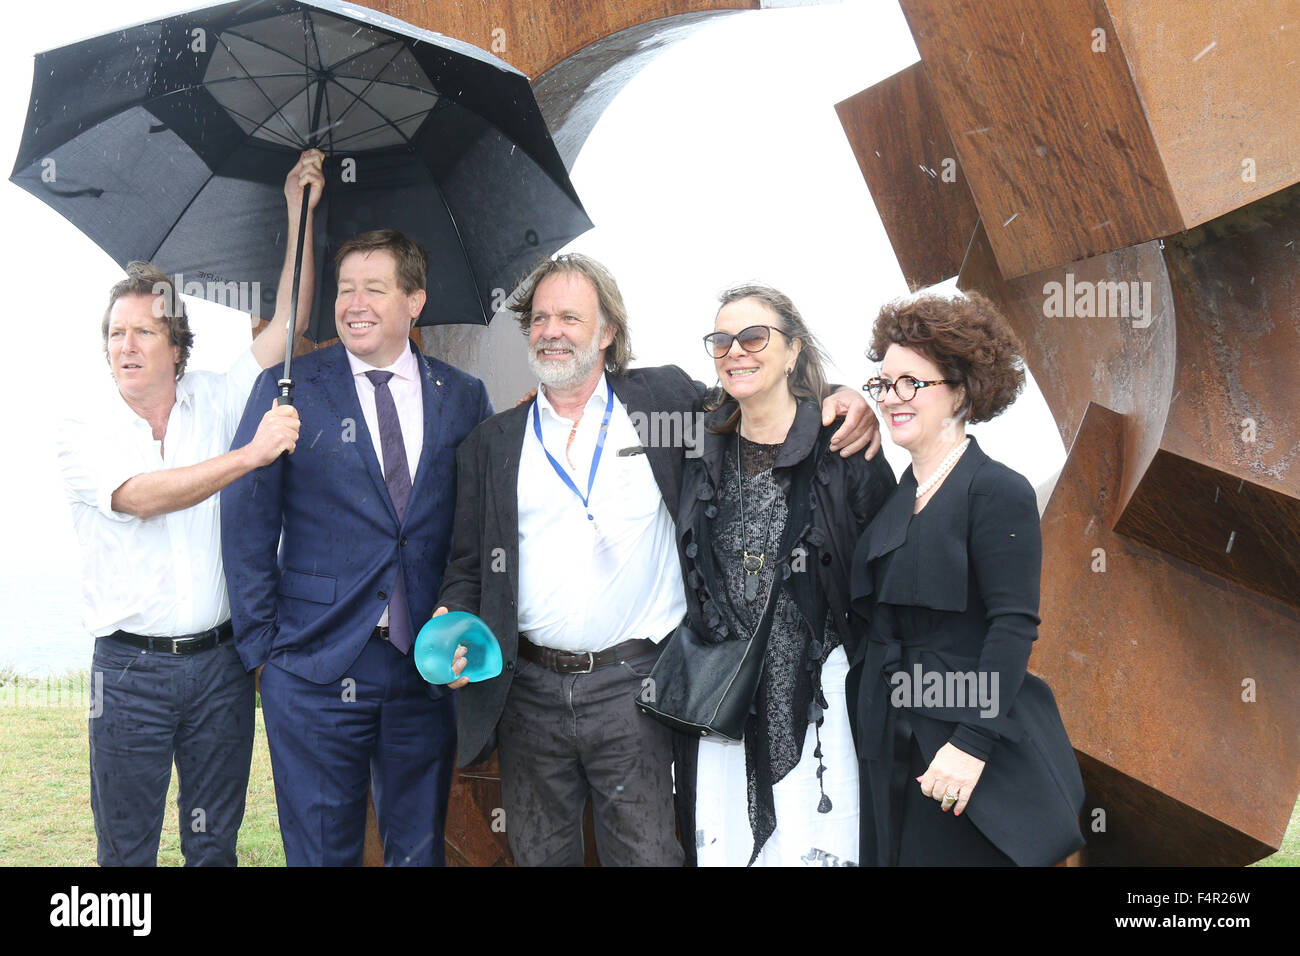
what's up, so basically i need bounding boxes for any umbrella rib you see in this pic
[322,37,404,76]
[332,106,431,149]
[217,34,310,149]
[217,28,311,71]
[142,26,316,261]
[324,43,420,147]
[152,76,443,105]
[433,178,490,326]
[145,163,224,270]
[217,102,309,149]
[303,9,328,149]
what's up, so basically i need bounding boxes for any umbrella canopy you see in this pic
[11,0,592,338]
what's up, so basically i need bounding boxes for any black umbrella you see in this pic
[11,0,591,400]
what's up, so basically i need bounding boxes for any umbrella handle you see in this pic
[279,181,313,406]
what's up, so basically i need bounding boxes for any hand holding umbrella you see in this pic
[276,148,324,405]
[11,0,593,373]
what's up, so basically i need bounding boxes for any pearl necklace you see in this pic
[915,438,971,499]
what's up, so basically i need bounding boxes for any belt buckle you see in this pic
[577,651,594,674]
[170,638,182,654]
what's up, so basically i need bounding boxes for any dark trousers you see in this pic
[89,636,254,867]
[259,636,456,866]
[496,646,683,866]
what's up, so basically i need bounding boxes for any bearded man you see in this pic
[433,254,879,865]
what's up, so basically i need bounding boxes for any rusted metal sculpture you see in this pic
[836,0,1299,864]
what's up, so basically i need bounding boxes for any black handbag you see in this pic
[639,413,831,740]
[636,580,779,741]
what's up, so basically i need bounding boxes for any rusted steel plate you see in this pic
[1034,403,1300,864]
[1103,0,1300,227]
[899,0,1183,278]
[1157,183,1300,500]
[835,63,980,290]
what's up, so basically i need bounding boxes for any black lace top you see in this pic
[713,434,840,863]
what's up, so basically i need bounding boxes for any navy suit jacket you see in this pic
[222,341,492,684]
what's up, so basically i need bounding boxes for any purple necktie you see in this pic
[366,370,413,653]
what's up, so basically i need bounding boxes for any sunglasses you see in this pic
[702,324,791,360]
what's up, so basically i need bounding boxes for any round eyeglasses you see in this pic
[863,375,960,402]
[702,324,791,359]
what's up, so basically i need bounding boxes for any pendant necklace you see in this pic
[737,433,780,602]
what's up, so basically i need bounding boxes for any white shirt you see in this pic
[345,344,423,488]
[57,349,261,638]
[516,374,687,652]
[346,344,424,628]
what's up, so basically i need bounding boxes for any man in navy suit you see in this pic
[221,230,492,866]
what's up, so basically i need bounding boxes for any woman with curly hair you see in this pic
[849,291,1085,866]
[674,284,895,866]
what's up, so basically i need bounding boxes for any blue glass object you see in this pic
[414,612,504,685]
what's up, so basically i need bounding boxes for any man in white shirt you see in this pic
[56,150,322,866]
[435,254,879,865]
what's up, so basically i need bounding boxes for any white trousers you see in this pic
[694,645,859,866]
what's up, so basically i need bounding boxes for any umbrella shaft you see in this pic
[279,182,314,407]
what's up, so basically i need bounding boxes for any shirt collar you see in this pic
[173,370,196,408]
[347,340,418,383]
[110,376,182,425]
[535,373,611,423]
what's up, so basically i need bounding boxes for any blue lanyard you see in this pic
[531,379,614,520]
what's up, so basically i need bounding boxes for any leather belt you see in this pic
[106,620,234,655]
[371,626,391,641]
[518,636,657,674]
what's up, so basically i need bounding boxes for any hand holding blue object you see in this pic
[414,612,503,685]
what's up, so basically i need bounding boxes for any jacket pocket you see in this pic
[278,568,336,605]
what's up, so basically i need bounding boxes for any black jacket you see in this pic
[673,399,896,862]
[436,364,703,767]
[847,436,1086,866]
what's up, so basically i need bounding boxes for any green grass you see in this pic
[0,670,1296,866]
[0,670,284,866]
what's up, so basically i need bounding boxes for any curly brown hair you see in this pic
[868,291,1025,424]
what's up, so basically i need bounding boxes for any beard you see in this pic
[528,324,605,391]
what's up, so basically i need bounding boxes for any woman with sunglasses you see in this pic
[674,284,896,865]
[849,291,1085,866]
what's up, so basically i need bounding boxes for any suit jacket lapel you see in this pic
[491,406,528,604]
[320,343,398,526]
